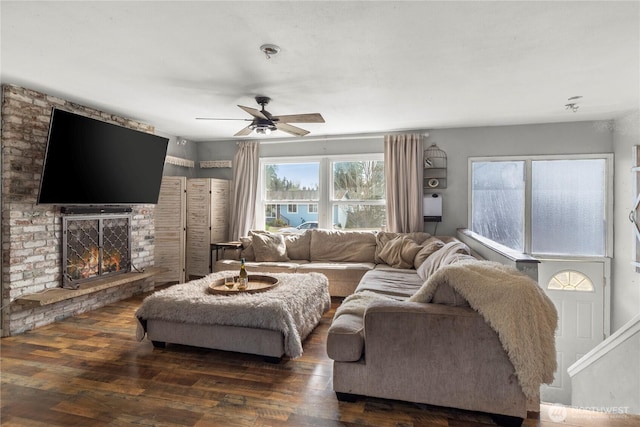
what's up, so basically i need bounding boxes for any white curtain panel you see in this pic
[229,141,260,240]
[384,134,424,233]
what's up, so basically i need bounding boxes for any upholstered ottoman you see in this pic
[136,272,330,360]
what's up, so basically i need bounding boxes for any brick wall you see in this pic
[1,84,158,336]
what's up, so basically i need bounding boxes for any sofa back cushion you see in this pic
[250,231,290,262]
[310,229,377,262]
[239,236,256,261]
[284,231,311,260]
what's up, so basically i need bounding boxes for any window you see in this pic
[259,155,385,231]
[331,160,385,229]
[470,155,612,257]
[471,161,525,251]
[531,159,606,256]
[265,204,277,219]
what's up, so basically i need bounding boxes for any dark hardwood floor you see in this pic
[1,286,638,426]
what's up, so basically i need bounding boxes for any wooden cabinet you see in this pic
[155,176,187,284]
[186,178,230,277]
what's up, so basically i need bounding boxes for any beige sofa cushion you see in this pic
[374,231,431,263]
[416,241,472,280]
[356,269,424,299]
[431,283,471,307]
[250,231,290,262]
[376,236,422,269]
[239,236,256,261]
[413,237,445,269]
[283,231,311,260]
[296,262,374,297]
[309,229,377,262]
[326,313,364,362]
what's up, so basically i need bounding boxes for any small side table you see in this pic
[210,241,243,272]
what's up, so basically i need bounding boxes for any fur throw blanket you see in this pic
[135,272,331,358]
[410,260,558,399]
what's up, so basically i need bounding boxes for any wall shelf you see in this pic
[14,267,166,308]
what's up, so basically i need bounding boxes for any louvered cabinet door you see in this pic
[186,179,212,277]
[210,179,230,243]
[155,176,186,283]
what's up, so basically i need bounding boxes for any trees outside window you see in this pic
[261,155,385,231]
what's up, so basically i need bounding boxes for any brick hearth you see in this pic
[1,84,159,336]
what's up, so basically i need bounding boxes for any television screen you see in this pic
[38,109,169,205]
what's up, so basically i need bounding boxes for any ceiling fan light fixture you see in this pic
[249,119,277,135]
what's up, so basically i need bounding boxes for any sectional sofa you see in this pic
[214,229,558,426]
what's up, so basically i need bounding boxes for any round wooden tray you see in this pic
[208,274,279,295]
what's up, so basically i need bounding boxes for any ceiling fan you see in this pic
[196,96,325,137]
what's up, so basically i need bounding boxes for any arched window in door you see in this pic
[547,270,594,292]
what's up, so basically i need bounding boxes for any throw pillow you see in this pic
[377,236,423,269]
[413,237,445,269]
[250,231,290,262]
[416,241,471,280]
[239,236,255,261]
[284,231,311,260]
[374,231,431,263]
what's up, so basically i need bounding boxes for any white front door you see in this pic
[537,259,607,405]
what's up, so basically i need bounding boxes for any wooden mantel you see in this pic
[15,267,166,308]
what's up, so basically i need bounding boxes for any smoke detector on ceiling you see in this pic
[260,44,280,59]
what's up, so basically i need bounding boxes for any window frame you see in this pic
[258,153,385,230]
[468,153,614,258]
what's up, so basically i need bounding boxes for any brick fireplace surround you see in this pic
[1,84,160,336]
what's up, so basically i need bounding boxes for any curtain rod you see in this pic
[256,131,430,145]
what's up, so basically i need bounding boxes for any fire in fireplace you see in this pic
[62,214,131,289]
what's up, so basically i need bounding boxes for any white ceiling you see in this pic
[1,1,638,141]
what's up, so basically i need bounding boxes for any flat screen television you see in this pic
[38,108,169,205]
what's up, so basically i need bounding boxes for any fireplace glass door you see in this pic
[62,214,131,288]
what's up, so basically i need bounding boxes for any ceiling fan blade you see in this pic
[234,125,254,137]
[275,122,310,137]
[196,117,252,121]
[272,113,325,123]
[238,105,268,120]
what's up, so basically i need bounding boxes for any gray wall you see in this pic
[196,140,236,181]
[426,120,613,236]
[162,133,198,178]
[190,118,640,332]
[200,122,611,237]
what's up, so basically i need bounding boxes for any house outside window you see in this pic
[259,155,385,231]
[469,154,612,257]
